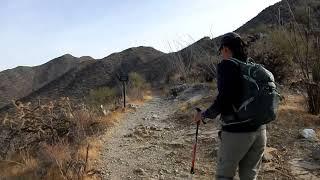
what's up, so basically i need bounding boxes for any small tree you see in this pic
[278,1,320,114]
[167,36,218,84]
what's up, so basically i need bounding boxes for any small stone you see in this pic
[150,126,157,130]
[152,114,159,119]
[159,169,168,175]
[312,148,320,160]
[159,171,164,175]
[199,168,206,175]
[133,168,145,176]
[263,153,274,162]
[124,133,133,138]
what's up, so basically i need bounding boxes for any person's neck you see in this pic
[223,56,232,61]
[222,54,232,60]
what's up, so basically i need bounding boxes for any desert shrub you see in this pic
[275,2,320,114]
[128,72,149,99]
[246,24,270,34]
[248,29,295,83]
[0,98,102,179]
[167,37,217,84]
[87,87,119,108]
[129,72,146,89]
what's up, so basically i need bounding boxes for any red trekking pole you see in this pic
[190,108,204,174]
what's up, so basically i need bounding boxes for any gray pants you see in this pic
[216,127,267,180]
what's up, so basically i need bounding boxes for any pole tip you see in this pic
[190,167,195,174]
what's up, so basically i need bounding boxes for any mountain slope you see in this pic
[7,47,165,107]
[0,54,95,108]
[237,0,320,33]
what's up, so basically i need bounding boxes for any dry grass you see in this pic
[0,150,38,179]
[0,98,105,179]
[0,84,153,179]
[100,108,125,127]
[277,94,320,129]
[128,90,153,105]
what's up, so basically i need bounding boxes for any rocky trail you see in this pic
[97,93,320,180]
[98,96,219,180]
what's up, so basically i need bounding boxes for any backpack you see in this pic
[222,57,281,127]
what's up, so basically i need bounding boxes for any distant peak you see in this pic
[200,36,212,41]
[60,54,75,59]
[122,46,164,54]
[80,56,95,60]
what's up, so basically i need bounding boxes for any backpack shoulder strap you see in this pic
[228,58,243,66]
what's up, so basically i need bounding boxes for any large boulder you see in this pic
[177,83,211,101]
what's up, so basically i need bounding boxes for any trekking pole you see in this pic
[190,108,202,174]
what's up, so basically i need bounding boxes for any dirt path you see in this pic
[99,96,219,180]
[98,94,320,180]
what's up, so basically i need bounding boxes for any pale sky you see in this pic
[0,0,281,71]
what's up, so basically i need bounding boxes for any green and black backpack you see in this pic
[222,57,281,127]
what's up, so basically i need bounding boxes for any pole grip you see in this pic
[195,107,207,124]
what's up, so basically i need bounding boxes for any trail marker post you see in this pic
[119,74,129,108]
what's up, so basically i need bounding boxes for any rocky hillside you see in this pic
[5,47,165,107]
[237,0,320,33]
[0,54,95,108]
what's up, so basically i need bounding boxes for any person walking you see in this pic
[195,32,279,180]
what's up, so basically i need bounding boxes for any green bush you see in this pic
[128,72,149,99]
[129,72,146,89]
[87,87,118,106]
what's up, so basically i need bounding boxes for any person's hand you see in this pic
[193,111,203,124]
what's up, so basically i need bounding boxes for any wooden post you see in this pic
[120,74,129,108]
[123,81,126,108]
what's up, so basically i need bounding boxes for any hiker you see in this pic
[195,32,275,180]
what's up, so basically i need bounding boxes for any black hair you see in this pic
[220,32,248,62]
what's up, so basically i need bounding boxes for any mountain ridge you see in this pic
[2,0,319,110]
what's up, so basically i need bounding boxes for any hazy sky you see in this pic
[0,0,280,71]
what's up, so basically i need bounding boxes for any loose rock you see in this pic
[133,168,146,176]
[300,129,318,141]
